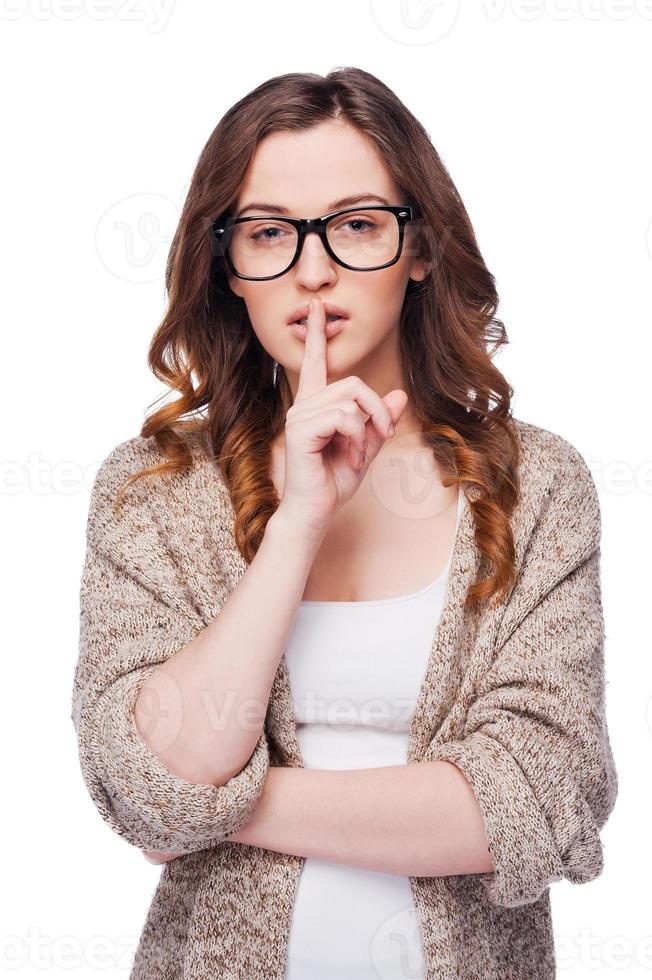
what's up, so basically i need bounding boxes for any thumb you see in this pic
[382,389,409,429]
[361,388,410,465]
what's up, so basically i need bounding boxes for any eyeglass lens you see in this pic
[227,210,401,277]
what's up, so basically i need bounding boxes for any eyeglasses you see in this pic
[208,204,422,281]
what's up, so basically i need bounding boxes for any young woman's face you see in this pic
[225,119,428,387]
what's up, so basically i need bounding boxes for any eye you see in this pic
[250,225,291,242]
[330,215,379,237]
[353,219,374,232]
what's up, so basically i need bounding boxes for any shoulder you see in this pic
[488,418,604,643]
[91,429,223,500]
[510,416,600,529]
[87,430,231,545]
[91,433,164,494]
[82,431,234,625]
[93,429,208,478]
[496,417,602,620]
[511,416,597,492]
[83,431,238,610]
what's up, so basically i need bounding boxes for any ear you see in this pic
[226,271,244,299]
[405,228,430,283]
[409,256,430,283]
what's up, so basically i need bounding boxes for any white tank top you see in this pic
[283,485,466,980]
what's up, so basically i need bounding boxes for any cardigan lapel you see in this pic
[405,451,558,762]
[406,485,484,762]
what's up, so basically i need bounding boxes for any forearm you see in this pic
[133,508,322,787]
[232,762,496,878]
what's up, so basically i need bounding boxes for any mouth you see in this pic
[288,315,347,341]
[287,305,349,341]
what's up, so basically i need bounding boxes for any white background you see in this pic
[1,1,649,977]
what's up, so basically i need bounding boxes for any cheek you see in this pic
[333,307,397,360]
[237,288,282,344]
[356,270,408,329]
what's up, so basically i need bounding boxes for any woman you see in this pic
[71,68,618,979]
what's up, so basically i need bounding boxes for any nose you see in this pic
[292,230,338,289]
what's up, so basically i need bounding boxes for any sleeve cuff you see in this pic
[424,733,566,907]
[83,652,270,853]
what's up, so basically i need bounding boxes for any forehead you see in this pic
[235,120,401,216]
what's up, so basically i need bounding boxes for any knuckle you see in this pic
[332,407,351,428]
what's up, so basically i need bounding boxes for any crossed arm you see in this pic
[143,759,496,878]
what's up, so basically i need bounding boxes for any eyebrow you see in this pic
[235,193,392,218]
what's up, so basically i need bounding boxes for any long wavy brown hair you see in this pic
[115,67,520,611]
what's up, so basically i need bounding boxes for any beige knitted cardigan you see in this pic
[71,416,618,980]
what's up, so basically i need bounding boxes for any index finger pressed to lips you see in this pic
[295,298,327,402]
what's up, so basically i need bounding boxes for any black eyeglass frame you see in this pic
[208,203,423,281]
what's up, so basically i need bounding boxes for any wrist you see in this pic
[228,765,283,848]
[266,505,328,553]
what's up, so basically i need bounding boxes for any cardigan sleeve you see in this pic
[423,440,618,908]
[70,443,270,854]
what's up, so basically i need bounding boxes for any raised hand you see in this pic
[277,296,408,539]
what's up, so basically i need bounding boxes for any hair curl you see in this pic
[115,67,520,611]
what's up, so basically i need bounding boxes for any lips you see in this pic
[288,316,347,341]
[287,301,350,326]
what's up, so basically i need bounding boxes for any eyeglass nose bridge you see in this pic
[292,216,339,266]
